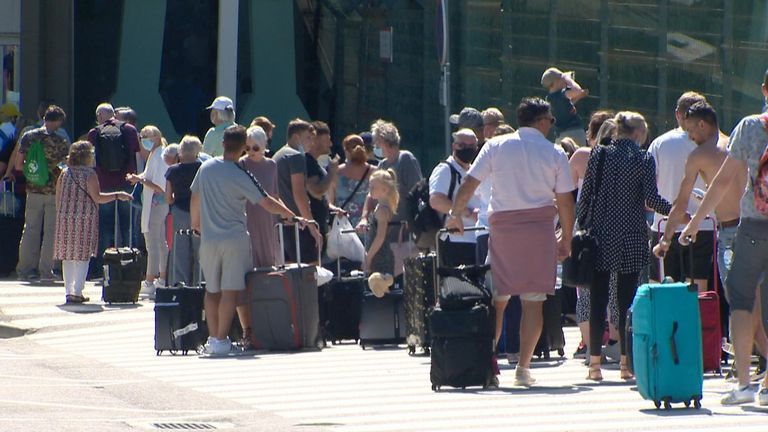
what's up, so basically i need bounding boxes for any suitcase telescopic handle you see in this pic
[435,226,487,267]
[276,218,320,265]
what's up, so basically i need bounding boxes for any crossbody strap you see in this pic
[340,165,370,210]
[235,160,269,199]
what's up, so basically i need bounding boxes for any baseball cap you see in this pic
[0,103,21,118]
[541,67,571,88]
[206,96,235,112]
[449,107,483,129]
[481,107,505,125]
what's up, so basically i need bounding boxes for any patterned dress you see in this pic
[53,166,99,261]
[334,172,370,227]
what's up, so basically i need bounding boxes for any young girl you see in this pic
[365,169,399,297]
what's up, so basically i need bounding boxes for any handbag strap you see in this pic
[585,146,607,230]
[340,165,370,210]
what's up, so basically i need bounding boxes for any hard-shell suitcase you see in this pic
[247,221,322,351]
[154,285,207,355]
[359,286,406,348]
[430,228,495,391]
[320,226,364,344]
[0,180,24,277]
[403,252,436,355]
[630,281,703,409]
[102,202,145,304]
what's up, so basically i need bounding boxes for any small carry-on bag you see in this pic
[630,280,704,409]
[534,290,566,359]
[359,285,406,349]
[320,226,364,344]
[247,220,323,351]
[0,180,24,277]
[403,252,437,355]
[102,201,145,304]
[154,229,207,355]
[656,217,722,374]
[430,227,496,391]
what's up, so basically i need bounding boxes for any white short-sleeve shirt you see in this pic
[467,127,574,213]
[428,156,484,242]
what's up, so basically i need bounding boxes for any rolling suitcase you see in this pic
[534,289,566,359]
[320,236,364,344]
[630,281,703,409]
[247,221,323,351]
[403,252,437,355]
[655,218,722,374]
[0,180,24,277]
[154,230,207,355]
[359,285,406,349]
[430,228,495,391]
[102,202,145,304]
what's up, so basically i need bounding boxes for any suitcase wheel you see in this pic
[423,346,430,356]
[408,345,416,355]
[663,400,671,410]
[654,400,661,410]
[693,398,702,409]
[684,400,690,408]
[431,384,440,392]
[557,348,565,357]
[156,350,161,356]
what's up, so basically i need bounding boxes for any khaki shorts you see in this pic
[199,236,253,293]
[487,269,548,302]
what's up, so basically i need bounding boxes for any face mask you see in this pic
[297,144,306,155]
[141,139,154,151]
[373,146,384,159]
[455,147,477,164]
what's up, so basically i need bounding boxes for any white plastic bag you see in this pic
[315,266,334,286]
[326,215,365,262]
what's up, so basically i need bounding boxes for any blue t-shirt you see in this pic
[546,88,583,133]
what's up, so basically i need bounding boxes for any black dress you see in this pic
[576,139,671,273]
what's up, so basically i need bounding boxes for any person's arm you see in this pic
[569,149,588,187]
[326,173,338,206]
[190,192,201,233]
[659,156,699,246]
[563,74,588,102]
[259,195,298,220]
[680,156,746,244]
[165,180,174,205]
[87,172,131,204]
[444,175,481,235]
[642,153,672,215]
[357,193,377,231]
[306,156,339,198]
[365,207,392,270]
[555,191,575,259]
[13,144,24,172]
[290,172,322,245]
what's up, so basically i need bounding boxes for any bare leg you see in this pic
[518,300,543,369]
[731,310,754,390]
[494,299,509,347]
[216,291,239,340]
[204,292,221,338]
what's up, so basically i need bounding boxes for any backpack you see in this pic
[95,121,129,172]
[752,113,768,216]
[406,161,460,241]
[23,140,49,186]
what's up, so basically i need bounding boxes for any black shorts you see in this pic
[282,225,320,264]
[649,230,714,281]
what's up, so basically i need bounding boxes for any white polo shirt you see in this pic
[648,128,709,232]
[429,156,484,243]
[468,127,574,213]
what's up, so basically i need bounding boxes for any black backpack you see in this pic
[406,161,460,240]
[95,121,129,172]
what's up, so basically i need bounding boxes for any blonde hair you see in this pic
[613,112,646,140]
[140,125,165,148]
[179,135,202,158]
[371,119,401,148]
[595,118,617,146]
[370,169,399,212]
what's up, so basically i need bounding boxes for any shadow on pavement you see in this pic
[639,407,714,416]
[435,385,594,396]
[56,304,105,314]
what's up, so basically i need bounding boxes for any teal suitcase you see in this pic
[630,282,703,409]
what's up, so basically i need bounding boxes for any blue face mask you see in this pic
[373,146,384,159]
[141,138,155,151]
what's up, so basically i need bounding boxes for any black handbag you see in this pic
[562,147,606,288]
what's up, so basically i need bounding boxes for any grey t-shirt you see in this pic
[378,150,423,221]
[728,113,768,221]
[273,145,307,215]
[190,158,266,241]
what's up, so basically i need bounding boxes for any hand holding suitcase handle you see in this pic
[276,218,320,265]
[435,226,488,269]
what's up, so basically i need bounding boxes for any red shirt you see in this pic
[87,119,140,191]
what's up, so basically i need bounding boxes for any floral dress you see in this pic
[53,166,99,261]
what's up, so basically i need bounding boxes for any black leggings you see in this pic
[589,270,639,357]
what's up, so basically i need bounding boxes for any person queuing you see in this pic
[202,96,236,157]
[190,125,306,356]
[577,112,672,382]
[126,126,170,298]
[327,134,375,228]
[446,97,576,388]
[306,121,341,247]
[365,169,399,298]
[680,69,768,406]
[164,135,203,286]
[54,141,132,303]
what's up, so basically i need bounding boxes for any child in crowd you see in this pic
[365,169,398,297]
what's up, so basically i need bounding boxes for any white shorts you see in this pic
[487,268,548,302]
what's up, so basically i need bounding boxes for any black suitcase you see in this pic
[403,253,436,355]
[320,276,364,344]
[247,222,323,351]
[154,285,207,355]
[429,304,496,391]
[359,286,406,349]
[0,181,24,277]
[102,203,145,304]
[534,290,566,359]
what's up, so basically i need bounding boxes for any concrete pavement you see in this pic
[1,279,767,432]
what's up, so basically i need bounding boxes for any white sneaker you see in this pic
[140,281,156,299]
[721,385,755,405]
[514,366,537,387]
[212,337,235,356]
[154,278,166,289]
[202,337,220,355]
[759,386,768,406]
[507,352,520,365]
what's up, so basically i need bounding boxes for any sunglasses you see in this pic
[245,145,261,152]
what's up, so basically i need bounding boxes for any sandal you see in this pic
[620,364,634,380]
[587,365,603,382]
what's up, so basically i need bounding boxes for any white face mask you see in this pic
[297,144,306,155]
[373,146,384,158]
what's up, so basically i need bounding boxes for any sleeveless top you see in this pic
[334,172,370,228]
[54,166,99,261]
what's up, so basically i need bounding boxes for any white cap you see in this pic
[206,96,234,112]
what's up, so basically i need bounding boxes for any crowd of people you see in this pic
[1,65,768,406]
